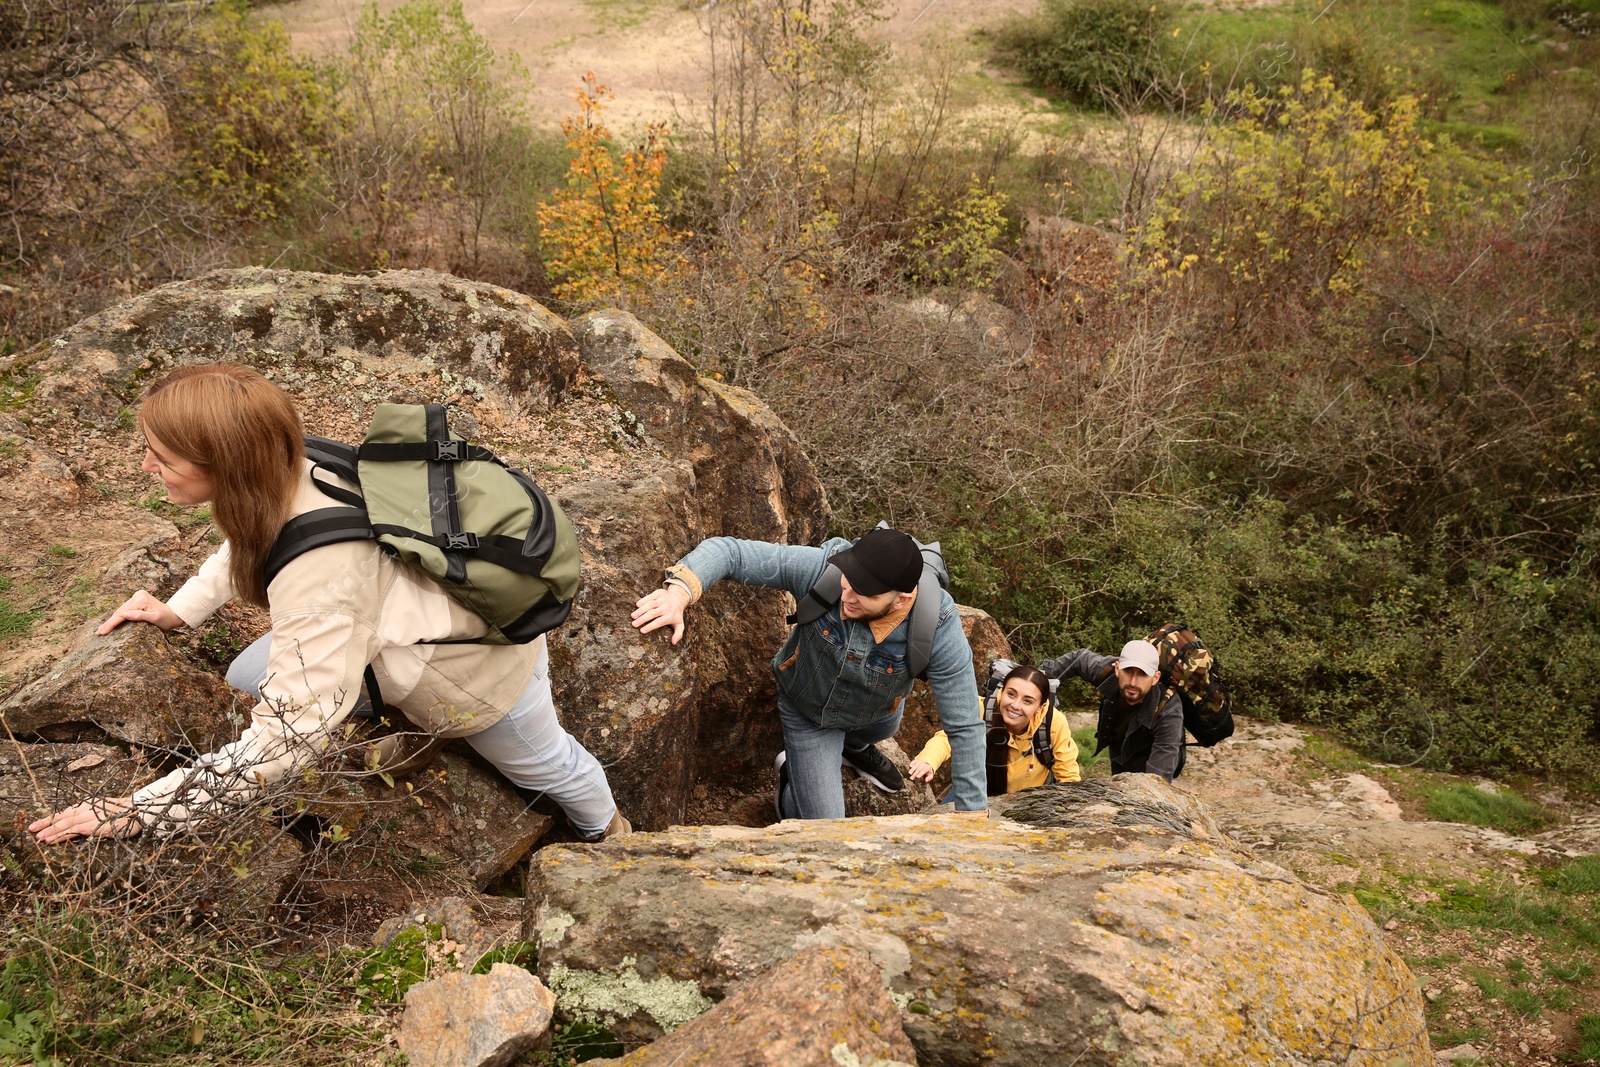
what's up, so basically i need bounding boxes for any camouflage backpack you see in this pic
[1147,623,1234,747]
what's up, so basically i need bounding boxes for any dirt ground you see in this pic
[265,0,1047,129]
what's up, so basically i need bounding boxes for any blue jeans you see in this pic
[777,693,902,819]
[227,634,618,837]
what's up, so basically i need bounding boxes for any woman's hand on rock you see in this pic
[907,759,935,783]
[97,590,182,635]
[29,798,143,844]
[631,584,693,645]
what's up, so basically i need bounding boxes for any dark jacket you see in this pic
[1038,649,1186,781]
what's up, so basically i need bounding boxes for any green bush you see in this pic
[943,492,1600,777]
[996,0,1175,108]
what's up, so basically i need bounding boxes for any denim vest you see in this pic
[771,579,931,731]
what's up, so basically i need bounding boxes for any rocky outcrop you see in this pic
[0,621,246,751]
[841,738,935,817]
[589,945,918,1067]
[298,745,556,893]
[0,268,829,838]
[397,963,557,1067]
[524,775,1431,1066]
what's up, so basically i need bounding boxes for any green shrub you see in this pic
[996,0,1175,108]
[1072,725,1105,770]
[1424,784,1550,833]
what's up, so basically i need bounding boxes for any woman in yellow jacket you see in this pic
[909,663,1079,795]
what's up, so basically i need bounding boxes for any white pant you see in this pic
[227,634,619,837]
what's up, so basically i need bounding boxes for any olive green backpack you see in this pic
[263,404,581,648]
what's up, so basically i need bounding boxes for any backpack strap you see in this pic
[906,568,941,679]
[786,556,939,677]
[786,564,842,626]
[302,436,365,509]
[264,508,376,586]
[1031,702,1055,766]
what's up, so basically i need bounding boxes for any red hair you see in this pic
[140,364,304,606]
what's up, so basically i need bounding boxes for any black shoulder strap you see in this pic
[786,563,842,626]
[786,557,940,678]
[264,508,377,585]
[1032,702,1055,765]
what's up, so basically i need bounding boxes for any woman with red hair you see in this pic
[30,363,627,843]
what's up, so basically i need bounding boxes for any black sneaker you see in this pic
[774,751,790,820]
[842,744,904,793]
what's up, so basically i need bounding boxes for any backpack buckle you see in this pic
[446,532,479,550]
[434,441,466,461]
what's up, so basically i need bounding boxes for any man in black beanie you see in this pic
[632,528,985,819]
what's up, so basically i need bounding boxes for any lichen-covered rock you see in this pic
[397,962,557,1067]
[588,945,918,1067]
[524,776,1430,1066]
[0,621,246,750]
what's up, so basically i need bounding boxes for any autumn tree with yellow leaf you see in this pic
[537,75,675,304]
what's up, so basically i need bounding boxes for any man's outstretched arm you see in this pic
[632,537,835,644]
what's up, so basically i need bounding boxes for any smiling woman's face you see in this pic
[140,430,214,505]
[997,678,1045,737]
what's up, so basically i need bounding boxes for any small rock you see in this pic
[1435,1043,1482,1062]
[397,963,555,1067]
[585,945,916,1066]
[1383,918,1400,931]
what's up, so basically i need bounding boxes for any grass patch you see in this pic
[1543,957,1596,982]
[1073,725,1107,770]
[0,909,385,1065]
[1424,783,1551,833]
[1432,1023,1489,1046]
[0,598,37,641]
[1545,856,1600,896]
[1573,1013,1600,1062]
[1170,0,1582,128]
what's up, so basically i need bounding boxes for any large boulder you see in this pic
[523,776,1431,1066]
[0,268,829,832]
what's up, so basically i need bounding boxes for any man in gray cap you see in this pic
[1039,640,1186,780]
[631,528,985,819]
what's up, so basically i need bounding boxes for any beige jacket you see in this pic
[130,462,539,827]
